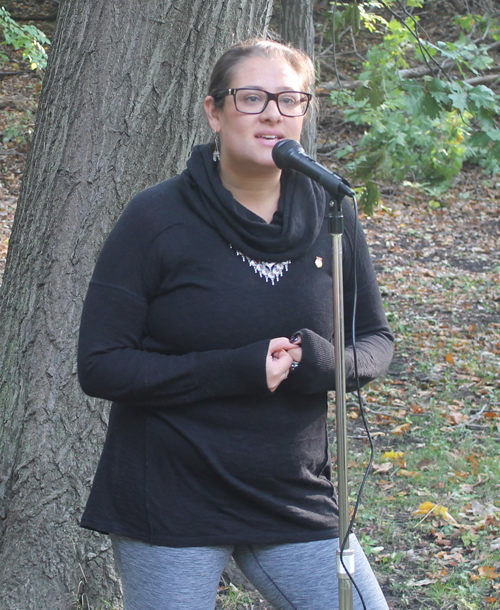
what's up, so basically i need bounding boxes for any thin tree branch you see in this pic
[394,0,432,42]
[0,71,32,78]
[379,0,447,79]
[318,69,499,92]
[464,72,500,85]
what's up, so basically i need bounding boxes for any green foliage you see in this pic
[2,108,34,147]
[217,583,259,609]
[337,1,362,36]
[328,3,500,213]
[0,6,50,70]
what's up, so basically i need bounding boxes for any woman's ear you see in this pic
[204,96,221,132]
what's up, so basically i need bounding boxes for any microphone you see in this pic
[272,139,355,198]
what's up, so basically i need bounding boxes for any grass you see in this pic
[216,583,265,610]
[345,379,500,609]
[337,190,500,609]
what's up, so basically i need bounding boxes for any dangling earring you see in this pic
[213,132,220,162]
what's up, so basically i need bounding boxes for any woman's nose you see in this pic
[260,99,283,121]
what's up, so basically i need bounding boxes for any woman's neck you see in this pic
[219,164,282,224]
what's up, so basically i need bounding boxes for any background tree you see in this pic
[0,1,274,608]
[279,0,317,157]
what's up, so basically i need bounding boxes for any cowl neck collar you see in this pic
[179,144,327,263]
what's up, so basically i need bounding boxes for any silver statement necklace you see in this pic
[231,246,291,286]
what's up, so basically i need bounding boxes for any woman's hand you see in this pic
[266,337,297,392]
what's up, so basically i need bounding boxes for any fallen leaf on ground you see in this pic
[433,531,451,547]
[484,411,500,419]
[471,500,500,517]
[436,550,465,565]
[382,450,405,461]
[391,422,411,435]
[376,480,395,491]
[409,578,435,587]
[413,501,458,524]
[372,462,393,475]
[478,566,500,580]
[490,537,500,552]
[426,567,449,581]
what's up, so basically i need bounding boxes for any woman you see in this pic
[78,39,394,610]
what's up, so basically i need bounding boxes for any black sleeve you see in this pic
[77,190,271,407]
[286,199,394,394]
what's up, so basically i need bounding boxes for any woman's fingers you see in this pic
[269,336,302,364]
[268,337,295,355]
[266,339,294,391]
[286,346,302,363]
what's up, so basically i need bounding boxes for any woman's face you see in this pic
[205,55,306,177]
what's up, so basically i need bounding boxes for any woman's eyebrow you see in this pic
[239,86,301,92]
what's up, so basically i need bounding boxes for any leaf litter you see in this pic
[338,176,500,608]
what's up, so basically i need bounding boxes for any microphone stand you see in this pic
[271,138,357,608]
[327,194,354,610]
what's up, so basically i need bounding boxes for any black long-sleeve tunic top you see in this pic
[78,145,393,547]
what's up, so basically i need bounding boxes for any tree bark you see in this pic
[0,1,273,608]
[279,0,317,158]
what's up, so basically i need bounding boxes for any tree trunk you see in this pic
[279,0,317,158]
[0,1,273,608]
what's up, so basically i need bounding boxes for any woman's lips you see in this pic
[256,134,283,140]
[255,134,284,146]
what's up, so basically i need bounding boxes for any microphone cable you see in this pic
[327,1,377,605]
[337,195,375,610]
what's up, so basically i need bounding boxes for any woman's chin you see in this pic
[222,153,279,176]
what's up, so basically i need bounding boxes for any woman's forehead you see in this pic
[229,55,304,89]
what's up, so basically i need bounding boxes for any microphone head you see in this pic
[272,139,304,170]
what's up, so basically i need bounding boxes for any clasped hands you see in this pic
[266,334,302,392]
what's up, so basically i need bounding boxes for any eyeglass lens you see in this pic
[234,89,309,117]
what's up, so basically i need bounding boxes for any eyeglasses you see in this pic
[215,88,312,117]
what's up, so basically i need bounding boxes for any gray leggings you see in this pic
[111,534,389,610]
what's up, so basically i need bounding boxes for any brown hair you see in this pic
[207,39,315,109]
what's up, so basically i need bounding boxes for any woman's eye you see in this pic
[243,94,263,104]
[281,96,299,106]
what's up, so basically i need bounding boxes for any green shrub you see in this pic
[328,2,500,212]
[0,6,50,70]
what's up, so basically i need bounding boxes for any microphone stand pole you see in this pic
[327,195,354,610]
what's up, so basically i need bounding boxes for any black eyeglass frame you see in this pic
[214,88,312,117]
